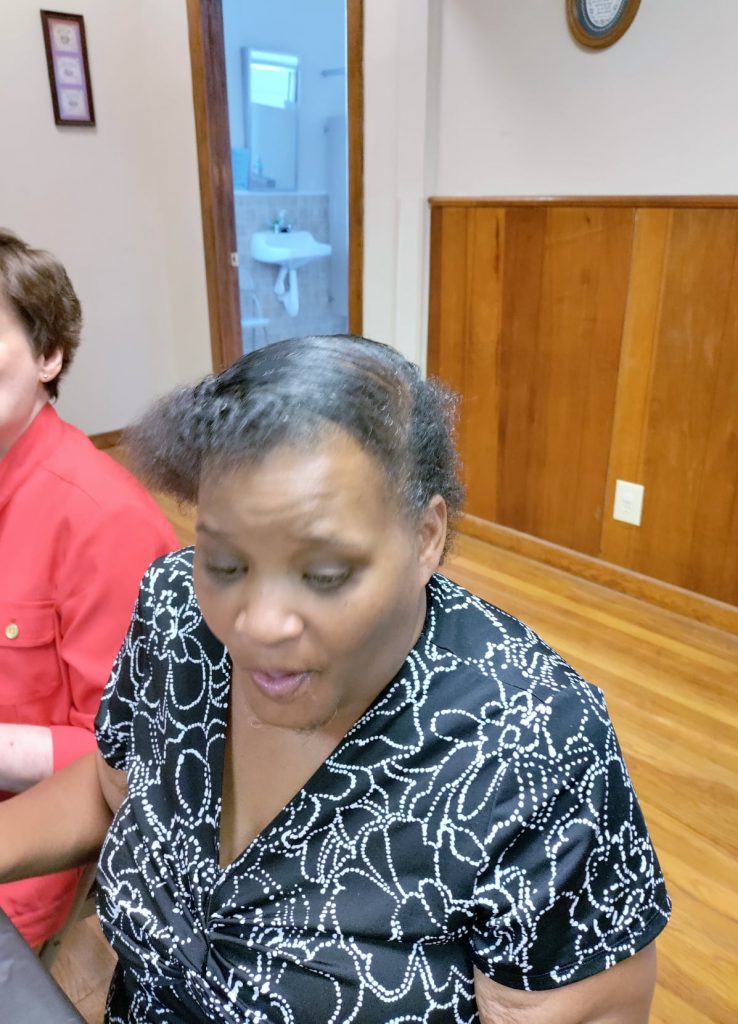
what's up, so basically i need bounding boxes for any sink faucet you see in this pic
[272,209,292,233]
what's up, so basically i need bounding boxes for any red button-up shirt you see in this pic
[0,403,178,944]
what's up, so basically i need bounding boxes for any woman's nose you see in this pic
[233,585,304,646]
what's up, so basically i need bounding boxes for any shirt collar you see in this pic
[0,403,63,515]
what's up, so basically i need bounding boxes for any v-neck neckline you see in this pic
[213,659,407,879]
[211,590,435,882]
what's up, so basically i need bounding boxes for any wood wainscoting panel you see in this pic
[427,206,469,396]
[514,206,633,554]
[495,206,547,533]
[461,207,504,521]
[600,208,672,568]
[693,296,738,604]
[428,206,503,521]
[432,204,634,555]
[429,197,738,610]
[627,209,738,604]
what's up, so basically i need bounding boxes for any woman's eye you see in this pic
[304,569,351,592]
[205,562,243,582]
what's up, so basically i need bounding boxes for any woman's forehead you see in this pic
[198,434,397,518]
[195,443,412,560]
[200,430,387,490]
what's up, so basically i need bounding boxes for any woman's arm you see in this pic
[0,723,53,791]
[0,751,125,882]
[474,942,657,1024]
[51,504,177,776]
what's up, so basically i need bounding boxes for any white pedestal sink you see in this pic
[250,230,332,317]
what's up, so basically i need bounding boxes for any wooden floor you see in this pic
[51,490,738,1023]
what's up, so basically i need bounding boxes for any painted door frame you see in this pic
[187,0,364,372]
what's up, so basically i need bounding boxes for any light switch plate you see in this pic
[613,479,644,526]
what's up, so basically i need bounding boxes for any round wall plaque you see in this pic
[567,0,641,49]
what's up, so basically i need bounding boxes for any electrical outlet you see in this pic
[613,480,644,526]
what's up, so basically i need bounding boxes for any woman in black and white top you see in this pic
[0,335,669,1022]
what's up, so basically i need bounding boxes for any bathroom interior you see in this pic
[222,0,348,352]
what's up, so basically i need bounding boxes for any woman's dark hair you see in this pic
[128,335,464,547]
[0,230,82,400]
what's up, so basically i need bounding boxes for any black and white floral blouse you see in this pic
[95,548,669,1023]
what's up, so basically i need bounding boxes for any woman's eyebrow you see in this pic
[196,521,365,557]
[293,532,367,555]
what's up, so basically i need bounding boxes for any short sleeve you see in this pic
[471,686,670,991]
[94,583,153,772]
[52,501,177,772]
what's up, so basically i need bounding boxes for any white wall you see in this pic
[435,0,738,195]
[363,0,738,368]
[222,0,346,193]
[363,0,438,366]
[0,0,211,435]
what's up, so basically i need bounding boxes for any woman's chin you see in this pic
[245,687,340,734]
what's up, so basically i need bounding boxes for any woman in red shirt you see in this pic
[0,229,178,945]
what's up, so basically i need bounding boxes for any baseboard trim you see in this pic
[89,429,123,450]
[460,515,738,636]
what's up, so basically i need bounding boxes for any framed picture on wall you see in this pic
[40,10,96,126]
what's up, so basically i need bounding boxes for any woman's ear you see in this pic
[416,495,448,583]
[39,346,63,384]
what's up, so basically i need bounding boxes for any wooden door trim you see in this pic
[186,0,241,372]
[188,0,364,372]
[347,0,364,335]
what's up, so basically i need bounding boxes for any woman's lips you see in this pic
[250,670,310,701]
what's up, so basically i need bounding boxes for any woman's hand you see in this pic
[474,942,657,1024]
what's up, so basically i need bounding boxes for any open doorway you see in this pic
[187,0,363,371]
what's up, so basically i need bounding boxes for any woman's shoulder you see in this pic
[48,420,167,512]
[425,573,605,722]
[138,547,196,603]
[426,572,560,672]
[131,547,199,638]
[131,548,227,665]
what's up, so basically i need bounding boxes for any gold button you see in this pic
[5,624,19,640]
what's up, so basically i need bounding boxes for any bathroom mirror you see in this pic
[241,48,299,191]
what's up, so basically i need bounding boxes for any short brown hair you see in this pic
[0,230,81,399]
